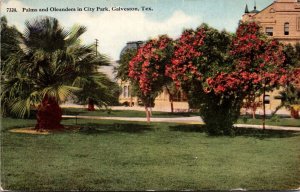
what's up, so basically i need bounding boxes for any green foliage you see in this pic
[0,16,21,63]
[272,44,300,115]
[284,43,300,68]
[270,115,280,122]
[73,72,120,108]
[115,49,137,81]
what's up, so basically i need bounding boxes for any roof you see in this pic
[119,41,144,58]
[245,4,249,13]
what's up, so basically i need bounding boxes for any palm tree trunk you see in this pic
[35,96,64,130]
[88,98,95,111]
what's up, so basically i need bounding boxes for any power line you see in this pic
[95,39,99,56]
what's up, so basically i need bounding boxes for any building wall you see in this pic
[242,0,300,45]
[118,80,190,112]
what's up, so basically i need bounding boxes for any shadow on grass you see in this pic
[153,112,199,117]
[76,123,152,134]
[169,124,206,133]
[240,114,290,119]
[234,128,299,139]
[63,108,86,116]
[169,124,299,138]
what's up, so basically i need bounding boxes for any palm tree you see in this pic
[1,16,110,130]
[73,72,120,110]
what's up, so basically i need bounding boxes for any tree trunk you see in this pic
[35,96,64,130]
[145,106,150,123]
[170,97,174,113]
[252,109,256,119]
[165,86,174,113]
[88,98,95,111]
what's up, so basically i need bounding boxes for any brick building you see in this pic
[242,0,300,45]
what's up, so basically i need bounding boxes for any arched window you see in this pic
[284,22,289,35]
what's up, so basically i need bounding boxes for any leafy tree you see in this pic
[272,43,300,118]
[1,16,110,130]
[128,35,174,121]
[167,22,287,135]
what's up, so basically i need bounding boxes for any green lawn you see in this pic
[1,117,300,190]
[237,116,300,127]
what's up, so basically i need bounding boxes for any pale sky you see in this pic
[2,0,274,61]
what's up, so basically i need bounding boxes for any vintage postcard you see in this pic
[1,0,300,191]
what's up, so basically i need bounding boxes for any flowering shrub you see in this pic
[129,35,173,96]
[128,22,288,135]
[168,22,287,135]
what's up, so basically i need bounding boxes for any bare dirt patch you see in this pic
[9,127,50,135]
[9,126,80,135]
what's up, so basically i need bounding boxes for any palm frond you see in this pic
[65,24,87,46]
[41,85,81,103]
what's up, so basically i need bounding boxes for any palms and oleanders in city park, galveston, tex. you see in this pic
[1,16,111,130]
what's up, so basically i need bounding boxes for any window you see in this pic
[297,17,300,31]
[265,27,273,36]
[284,22,289,35]
[123,86,128,98]
[264,95,270,104]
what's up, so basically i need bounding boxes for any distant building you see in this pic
[242,0,300,45]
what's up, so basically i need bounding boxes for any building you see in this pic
[242,0,300,45]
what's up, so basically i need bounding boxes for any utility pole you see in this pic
[95,39,99,56]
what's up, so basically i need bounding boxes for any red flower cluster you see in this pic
[129,22,288,98]
[166,28,205,87]
[128,35,173,95]
[228,22,286,94]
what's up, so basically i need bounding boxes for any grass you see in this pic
[1,117,300,191]
[238,115,300,127]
